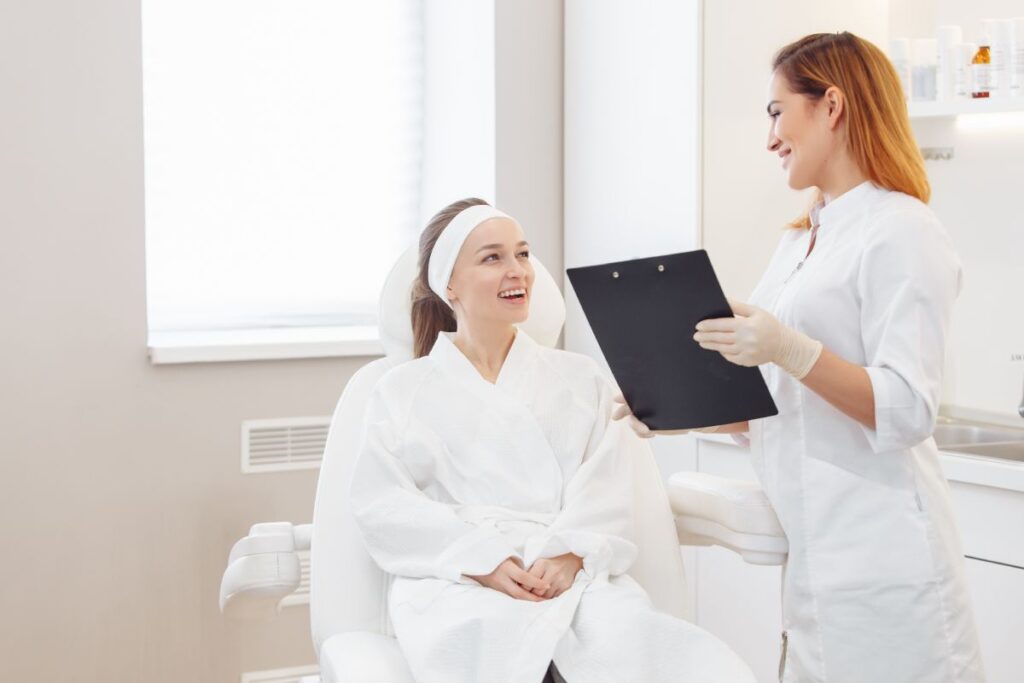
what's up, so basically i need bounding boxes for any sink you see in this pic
[942,441,1024,463]
[932,422,1024,448]
[932,419,1024,463]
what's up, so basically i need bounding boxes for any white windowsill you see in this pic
[148,325,384,364]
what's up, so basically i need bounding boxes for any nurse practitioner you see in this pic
[617,32,984,682]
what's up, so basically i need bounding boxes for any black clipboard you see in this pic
[567,250,777,431]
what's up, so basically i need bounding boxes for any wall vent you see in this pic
[242,417,330,473]
[280,549,311,608]
[240,664,319,683]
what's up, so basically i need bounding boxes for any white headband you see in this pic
[427,204,514,308]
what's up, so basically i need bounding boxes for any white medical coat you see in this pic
[351,330,754,683]
[747,181,984,682]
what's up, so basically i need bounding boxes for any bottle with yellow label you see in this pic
[972,45,992,98]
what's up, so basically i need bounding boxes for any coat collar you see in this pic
[814,180,881,232]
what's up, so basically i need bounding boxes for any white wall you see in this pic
[563,0,703,362]
[892,0,1024,420]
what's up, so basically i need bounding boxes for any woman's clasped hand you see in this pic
[467,553,584,601]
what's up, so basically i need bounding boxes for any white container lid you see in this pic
[937,25,963,50]
[992,19,1013,47]
[890,37,911,61]
[913,38,938,66]
[980,18,996,46]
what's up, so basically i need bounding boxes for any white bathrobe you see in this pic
[351,330,754,683]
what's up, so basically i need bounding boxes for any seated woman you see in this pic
[351,198,755,683]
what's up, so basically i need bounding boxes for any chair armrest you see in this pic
[219,522,312,618]
[668,472,788,566]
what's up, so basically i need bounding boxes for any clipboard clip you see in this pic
[611,264,665,279]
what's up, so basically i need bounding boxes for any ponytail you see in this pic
[411,279,456,358]
[410,197,489,357]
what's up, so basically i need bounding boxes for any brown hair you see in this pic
[773,32,929,228]
[411,197,490,358]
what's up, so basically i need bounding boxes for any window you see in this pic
[142,1,424,338]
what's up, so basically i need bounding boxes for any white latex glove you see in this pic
[693,298,823,379]
[612,394,721,438]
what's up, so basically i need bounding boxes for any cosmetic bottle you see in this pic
[936,25,963,101]
[890,38,913,101]
[1011,18,1024,98]
[972,45,992,98]
[991,19,1014,97]
[952,43,978,99]
[912,39,938,101]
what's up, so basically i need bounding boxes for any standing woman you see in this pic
[618,32,984,682]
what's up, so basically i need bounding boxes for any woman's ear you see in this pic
[824,86,845,129]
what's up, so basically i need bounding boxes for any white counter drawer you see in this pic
[949,481,1024,568]
[965,557,1024,682]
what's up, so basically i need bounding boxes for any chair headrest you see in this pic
[377,245,566,359]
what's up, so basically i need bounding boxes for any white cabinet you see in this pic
[687,439,1024,683]
[949,479,1024,568]
[964,558,1024,683]
[947,475,1024,682]
[692,437,782,683]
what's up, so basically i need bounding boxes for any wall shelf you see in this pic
[909,98,1024,119]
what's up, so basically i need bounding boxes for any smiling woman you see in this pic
[765,32,929,228]
[688,32,984,683]
[347,199,757,683]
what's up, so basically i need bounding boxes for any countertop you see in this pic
[691,432,1024,494]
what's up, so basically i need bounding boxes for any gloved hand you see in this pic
[693,299,823,379]
[612,394,721,438]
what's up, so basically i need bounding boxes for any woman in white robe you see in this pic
[350,198,755,683]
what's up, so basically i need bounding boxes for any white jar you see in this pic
[951,43,978,99]
[991,19,1014,98]
[890,38,913,101]
[1012,18,1024,98]
[936,25,963,101]
[912,38,938,102]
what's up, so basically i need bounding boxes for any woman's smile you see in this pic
[498,287,528,305]
[779,146,792,169]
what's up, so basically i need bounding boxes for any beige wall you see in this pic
[0,0,348,676]
[0,0,563,681]
[496,0,564,281]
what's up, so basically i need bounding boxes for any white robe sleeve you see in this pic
[523,373,638,577]
[350,387,521,582]
[857,208,961,453]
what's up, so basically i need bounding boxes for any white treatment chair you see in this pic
[219,248,788,682]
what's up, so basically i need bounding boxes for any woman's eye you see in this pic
[517,250,530,259]
[769,111,780,120]
[483,254,499,262]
